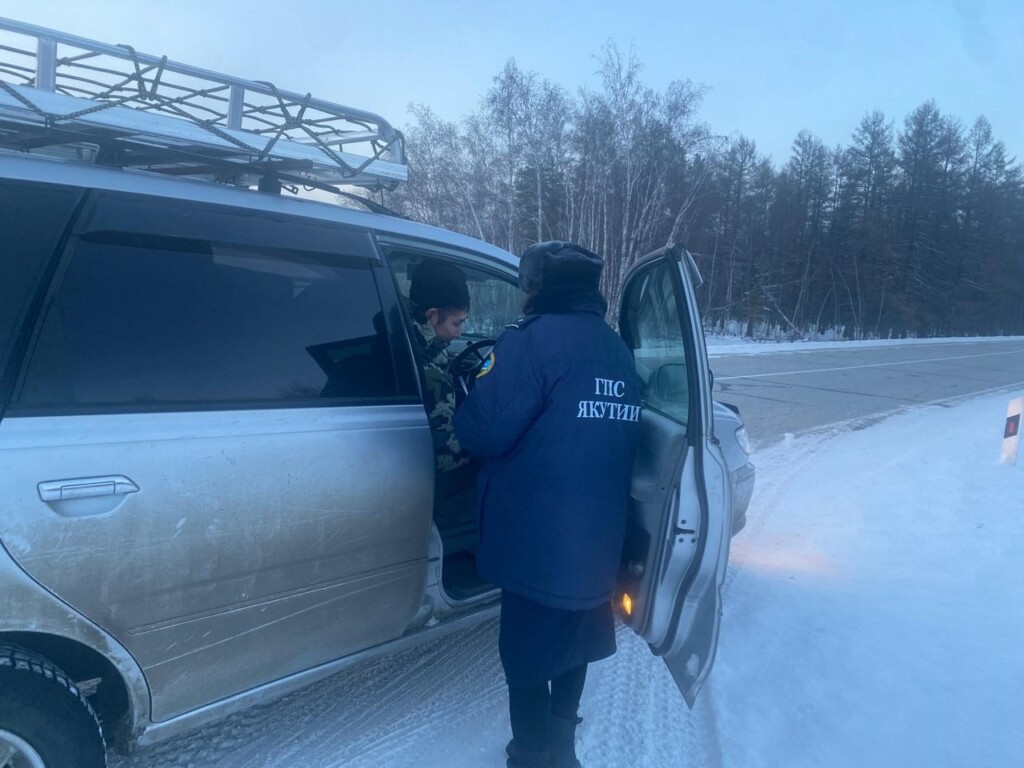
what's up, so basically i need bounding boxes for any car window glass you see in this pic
[0,182,81,394]
[388,250,521,337]
[18,228,397,409]
[460,274,522,337]
[621,260,690,425]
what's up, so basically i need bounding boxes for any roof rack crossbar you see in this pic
[0,17,408,190]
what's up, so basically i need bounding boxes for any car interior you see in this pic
[385,248,520,602]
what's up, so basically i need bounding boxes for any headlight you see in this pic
[735,425,751,455]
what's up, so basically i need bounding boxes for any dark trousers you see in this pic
[498,589,614,755]
[507,664,587,753]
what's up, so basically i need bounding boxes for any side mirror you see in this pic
[653,363,688,402]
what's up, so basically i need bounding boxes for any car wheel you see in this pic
[0,646,106,768]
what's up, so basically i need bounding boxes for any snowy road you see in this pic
[110,342,1024,768]
[708,337,1024,447]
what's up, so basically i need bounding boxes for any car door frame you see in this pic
[372,234,521,611]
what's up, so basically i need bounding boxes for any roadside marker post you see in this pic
[1000,397,1023,466]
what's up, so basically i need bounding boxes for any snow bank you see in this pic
[707,391,1024,767]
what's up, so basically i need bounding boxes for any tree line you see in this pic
[385,45,1024,338]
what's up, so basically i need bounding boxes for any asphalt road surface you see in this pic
[709,339,1024,447]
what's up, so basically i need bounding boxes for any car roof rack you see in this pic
[0,17,407,191]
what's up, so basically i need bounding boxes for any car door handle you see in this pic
[38,476,140,502]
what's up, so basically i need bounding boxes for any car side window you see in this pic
[460,272,522,337]
[620,260,691,426]
[16,198,398,410]
[387,249,521,336]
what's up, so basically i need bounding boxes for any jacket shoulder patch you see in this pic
[476,351,496,378]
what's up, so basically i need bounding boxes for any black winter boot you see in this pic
[505,742,550,768]
[506,682,551,766]
[549,714,582,768]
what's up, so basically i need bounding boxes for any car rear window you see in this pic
[15,194,400,410]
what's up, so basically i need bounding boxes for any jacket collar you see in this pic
[528,287,608,316]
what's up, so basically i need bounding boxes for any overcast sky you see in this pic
[4,0,1022,165]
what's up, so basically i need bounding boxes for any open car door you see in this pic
[616,244,731,707]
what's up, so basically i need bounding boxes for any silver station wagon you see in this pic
[0,19,754,768]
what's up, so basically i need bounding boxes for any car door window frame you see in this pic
[620,249,708,442]
[0,180,86,416]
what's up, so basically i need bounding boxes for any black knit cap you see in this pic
[518,241,603,293]
[409,258,471,312]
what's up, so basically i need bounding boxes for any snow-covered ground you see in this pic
[705,392,1023,767]
[114,389,1023,767]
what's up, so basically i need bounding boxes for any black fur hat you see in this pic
[409,258,471,311]
[518,241,603,294]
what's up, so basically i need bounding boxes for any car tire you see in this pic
[0,645,106,768]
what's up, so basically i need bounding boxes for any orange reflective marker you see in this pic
[622,593,633,616]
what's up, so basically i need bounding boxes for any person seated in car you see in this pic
[408,258,473,476]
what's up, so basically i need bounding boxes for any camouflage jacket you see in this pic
[413,319,471,473]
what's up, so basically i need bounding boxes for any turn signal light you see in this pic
[622,593,633,616]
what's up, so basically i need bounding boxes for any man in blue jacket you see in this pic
[454,241,642,768]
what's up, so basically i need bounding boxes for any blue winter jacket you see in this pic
[453,294,643,610]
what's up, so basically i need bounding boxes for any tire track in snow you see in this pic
[724,427,841,596]
[111,619,506,768]
[328,620,507,768]
[576,625,720,768]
